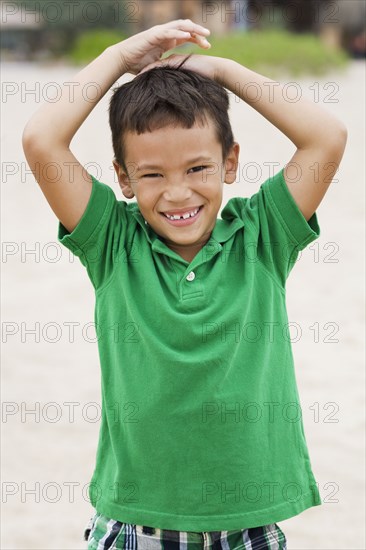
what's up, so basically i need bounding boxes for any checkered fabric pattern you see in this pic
[84,513,287,549]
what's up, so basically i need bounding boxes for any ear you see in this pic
[113,160,135,199]
[223,142,240,184]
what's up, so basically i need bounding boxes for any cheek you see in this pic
[135,185,159,213]
[198,178,223,200]
[134,181,151,199]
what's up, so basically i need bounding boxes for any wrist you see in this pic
[213,57,236,88]
[105,43,130,76]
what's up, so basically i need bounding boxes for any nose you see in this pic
[162,178,193,203]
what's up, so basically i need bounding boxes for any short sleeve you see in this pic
[222,168,320,286]
[57,175,129,291]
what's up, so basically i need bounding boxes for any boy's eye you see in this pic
[188,165,208,174]
[141,166,208,178]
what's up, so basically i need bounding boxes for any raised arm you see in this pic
[141,53,347,222]
[22,20,211,233]
[216,59,348,221]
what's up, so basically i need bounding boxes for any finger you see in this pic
[166,19,211,37]
[173,31,211,49]
[165,30,210,50]
[161,28,195,42]
[188,32,211,49]
[157,28,210,50]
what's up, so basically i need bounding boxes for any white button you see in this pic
[186,271,195,282]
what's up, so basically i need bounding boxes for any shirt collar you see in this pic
[130,202,244,263]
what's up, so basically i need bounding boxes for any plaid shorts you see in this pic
[84,512,287,550]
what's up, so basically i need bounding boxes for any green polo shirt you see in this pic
[58,168,322,531]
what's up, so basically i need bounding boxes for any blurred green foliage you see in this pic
[11,1,350,73]
[68,30,127,64]
[173,30,349,77]
[68,28,348,75]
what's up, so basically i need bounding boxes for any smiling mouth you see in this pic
[161,206,203,221]
[160,206,203,226]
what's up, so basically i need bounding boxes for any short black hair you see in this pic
[109,56,235,174]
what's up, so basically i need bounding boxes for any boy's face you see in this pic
[113,117,239,263]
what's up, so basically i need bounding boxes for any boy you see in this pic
[22,19,347,550]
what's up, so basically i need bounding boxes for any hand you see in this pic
[115,19,211,75]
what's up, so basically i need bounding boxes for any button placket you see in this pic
[180,267,204,300]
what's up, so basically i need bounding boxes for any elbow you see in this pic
[335,120,348,148]
[22,124,52,177]
[326,122,348,160]
[22,123,50,158]
[22,122,69,155]
[337,122,348,149]
[22,123,30,152]
[22,123,38,155]
[338,124,348,160]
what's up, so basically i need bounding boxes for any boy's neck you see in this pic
[165,241,208,263]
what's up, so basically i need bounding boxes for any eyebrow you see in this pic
[137,156,215,172]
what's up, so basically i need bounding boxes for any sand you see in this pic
[1,59,365,549]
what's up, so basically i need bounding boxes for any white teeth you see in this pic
[164,207,200,221]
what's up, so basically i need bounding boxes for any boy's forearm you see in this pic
[24,19,212,150]
[23,45,126,148]
[217,59,346,149]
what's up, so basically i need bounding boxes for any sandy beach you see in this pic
[1,59,365,549]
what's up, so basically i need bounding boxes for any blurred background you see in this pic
[1,0,365,71]
[1,1,365,549]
